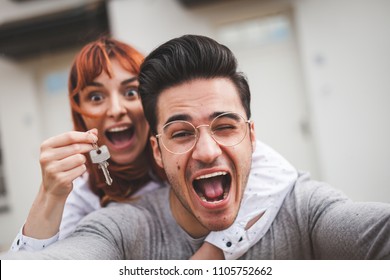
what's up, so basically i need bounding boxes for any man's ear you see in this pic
[150,136,164,168]
[250,121,256,152]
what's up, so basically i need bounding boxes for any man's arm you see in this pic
[2,207,124,260]
[312,200,390,259]
[306,181,390,259]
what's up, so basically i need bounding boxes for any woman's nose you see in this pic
[107,94,126,119]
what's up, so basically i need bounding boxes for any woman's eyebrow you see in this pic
[86,81,103,87]
[121,77,138,85]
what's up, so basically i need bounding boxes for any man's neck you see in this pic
[169,189,209,239]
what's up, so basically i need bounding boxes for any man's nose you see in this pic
[191,126,222,163]
[107,94,126,119]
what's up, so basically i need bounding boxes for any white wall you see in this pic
[108,0,213,55]
[295,0,390,202]
[0,60,42,249]
[32,51,77,139]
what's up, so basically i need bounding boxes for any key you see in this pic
[89,144,113,186]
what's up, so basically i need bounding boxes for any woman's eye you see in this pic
[124,88,139,99]
[89,92,104,102]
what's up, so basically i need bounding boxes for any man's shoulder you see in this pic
[284,171,350,214]
[138,183,170,207]
[292,172,348,198]
[80,186,169,222]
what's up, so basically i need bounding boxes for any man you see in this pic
[2,35,389,259]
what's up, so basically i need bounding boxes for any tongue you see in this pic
[110,130,132,145]
[197,176,224,200]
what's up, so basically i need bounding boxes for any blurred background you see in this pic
[0,0,389,251]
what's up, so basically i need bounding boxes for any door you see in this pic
[216,13,319,177]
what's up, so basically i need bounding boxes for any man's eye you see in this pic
[213,124,236,132]
[171,130,195,139]
[124,88,139,99]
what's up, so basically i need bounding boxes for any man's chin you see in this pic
[202,217,236,232]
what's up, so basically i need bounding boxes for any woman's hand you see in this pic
[23,129,98,239]
[39,129,98,198]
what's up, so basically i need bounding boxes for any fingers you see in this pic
[44,153,87,174]
[39,130,98,196]
[41,130,98,150]
[87,128,98,137]
[43,164,87,197]
[40,142,94,164]
[40,130,98,161]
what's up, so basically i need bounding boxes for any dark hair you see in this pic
[139,34,251,134]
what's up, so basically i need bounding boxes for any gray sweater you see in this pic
[2,172,390,259]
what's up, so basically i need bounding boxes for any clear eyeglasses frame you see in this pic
[155,112,252,155]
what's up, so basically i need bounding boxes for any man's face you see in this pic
[150,78,256,238]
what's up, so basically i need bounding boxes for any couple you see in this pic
[3,34,390,259]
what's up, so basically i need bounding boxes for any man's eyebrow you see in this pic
[165,111,233,125]
[211,111,230,119]
[165,114,192,125]
[121,77,138,85]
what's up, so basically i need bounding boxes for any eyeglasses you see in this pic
[156,112,251,154]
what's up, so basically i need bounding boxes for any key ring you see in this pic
[92,142,99,151]
[87,130,99,151]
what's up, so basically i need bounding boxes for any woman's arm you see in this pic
[190,242,224,259]
[11,130,98,251]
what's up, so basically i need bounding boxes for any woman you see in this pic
[11,37,297,259]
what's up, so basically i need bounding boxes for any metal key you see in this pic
[89,144,113,186]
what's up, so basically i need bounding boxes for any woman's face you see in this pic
[78,59,149,164]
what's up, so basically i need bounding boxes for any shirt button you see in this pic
[226,241,232,247]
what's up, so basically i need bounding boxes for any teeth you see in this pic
[195,171,227,180]
[108,126,129,133]
[198,191,228,204]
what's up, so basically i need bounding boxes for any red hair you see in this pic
[68,37,165,206]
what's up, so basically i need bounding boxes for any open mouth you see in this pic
[193,171,231,204]
[105,125,135,147]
